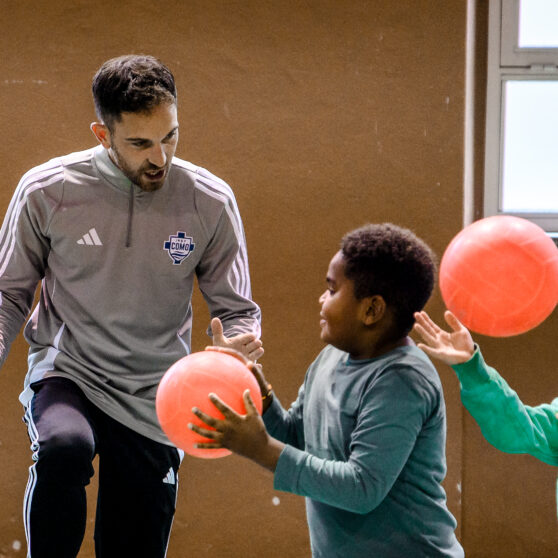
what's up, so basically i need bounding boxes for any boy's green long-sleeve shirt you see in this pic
[452,347,558,466]
[264,344,463,557]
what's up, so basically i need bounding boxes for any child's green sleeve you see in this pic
[452,347,558,466]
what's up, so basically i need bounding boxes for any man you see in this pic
[0,54,262,557]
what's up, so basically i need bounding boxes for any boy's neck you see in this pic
[349,335,412,361]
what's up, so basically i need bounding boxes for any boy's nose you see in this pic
[319,291,326,304]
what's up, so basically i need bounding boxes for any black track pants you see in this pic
[23,377,181,558]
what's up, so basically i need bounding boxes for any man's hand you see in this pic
[210,317,264,361]
[189,389,284,471]
[413,310,475,365]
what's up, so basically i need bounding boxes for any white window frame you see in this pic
[484,0,558,233]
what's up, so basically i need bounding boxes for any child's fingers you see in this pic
[208,393,238,418]
[444,310,464,332]
[413,322,438,347]
[194,440,223,449]
[420,311,443,335]
[191,407,221,429]
[249,363,270,394]
[188,421,219,439]
[242,389,259,414]
[416,342,440,358]
[414,312,437,337]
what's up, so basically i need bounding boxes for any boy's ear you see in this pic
[360,295,386,325]
[90,122,111,149]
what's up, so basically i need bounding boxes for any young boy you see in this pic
[191,223,464,557]
[413,310,558,466]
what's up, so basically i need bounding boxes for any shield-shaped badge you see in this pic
[163,232,195,265]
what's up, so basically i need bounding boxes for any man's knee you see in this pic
[35,430,95,484]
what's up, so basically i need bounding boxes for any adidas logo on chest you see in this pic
[77,228,103,246]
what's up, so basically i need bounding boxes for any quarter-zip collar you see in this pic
[94,144,134,193]
[93,145,138,248]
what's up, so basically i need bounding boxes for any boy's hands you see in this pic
[189,390,284,471]
[413,310,475,365]
[204,345,274,413]
[189,345,282,469]
[210,318,264,361]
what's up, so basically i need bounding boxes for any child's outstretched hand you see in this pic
[413,310,475,365]
[189,390,283,471]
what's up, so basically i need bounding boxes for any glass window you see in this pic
[518,0,558,48]
[484,0,558,232]
[502,80,558,212]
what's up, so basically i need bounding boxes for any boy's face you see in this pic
[319,251,365,354]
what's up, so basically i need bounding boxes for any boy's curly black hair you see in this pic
[92,54,177,131]
[341,223,437,336]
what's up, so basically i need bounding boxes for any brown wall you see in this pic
[0,1,554,556]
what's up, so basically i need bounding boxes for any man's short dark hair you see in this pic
[92,54,177,130]
[341,223,437,336]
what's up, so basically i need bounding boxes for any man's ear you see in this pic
[90,122,111,149]
[361,295,386,325]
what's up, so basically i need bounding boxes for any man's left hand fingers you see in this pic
[248,346,264,362]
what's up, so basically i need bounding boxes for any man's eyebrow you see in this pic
[125,126,179,143]
[163,126,179,139]
[125,136,150,143]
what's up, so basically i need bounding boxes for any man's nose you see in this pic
[148,144,166,168]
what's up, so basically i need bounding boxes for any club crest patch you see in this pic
[163,232,195,265]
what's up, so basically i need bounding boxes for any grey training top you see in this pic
[264,344,463,558]
[0,145,261,444]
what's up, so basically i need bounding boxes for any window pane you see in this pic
[502,80,558,213]
[519,0,558,47]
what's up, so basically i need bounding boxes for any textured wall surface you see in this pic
[2,2,553,557]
